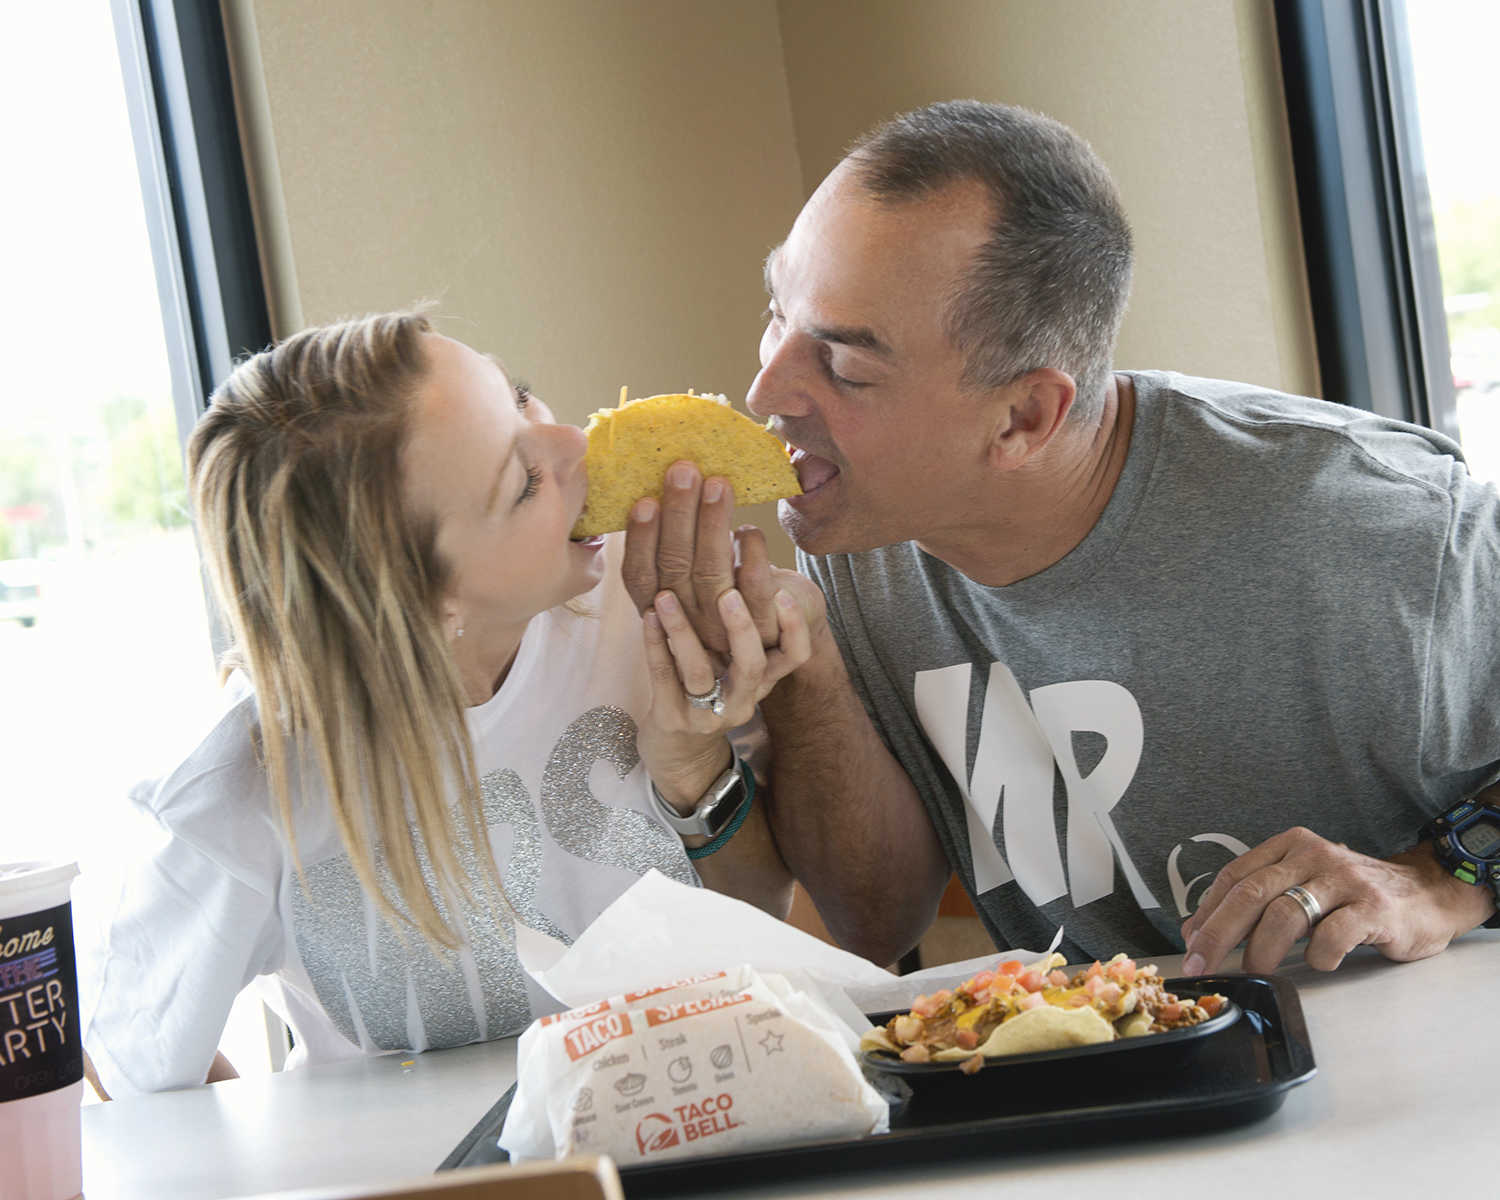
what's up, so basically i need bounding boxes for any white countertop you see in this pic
[81,931,1497,1199]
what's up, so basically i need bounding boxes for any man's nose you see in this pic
[746,337,811,420]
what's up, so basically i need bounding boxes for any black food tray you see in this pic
[438,974,1314,1195]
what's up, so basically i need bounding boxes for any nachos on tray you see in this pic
[860,953,1228,1075]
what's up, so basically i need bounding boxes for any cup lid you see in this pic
[0,860,80,890]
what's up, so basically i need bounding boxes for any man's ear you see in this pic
[986,368,1075,469]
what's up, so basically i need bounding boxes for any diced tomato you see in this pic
[998,960,1023,975]
[910,994,940,1018]
[1159,1002,1184,1022]
[955,1029,980,1050]
[1198,994,1224,1018]
[969,971,995,992]
[1106,958,1137,984]
[1016,969,1046,993]
[1018,992,1048,1011]
[1047,969,1069,987]
[1095,982,1123,1007]
[1085,961,1104,980]
[991,973,1016,994]
[1065,992,1092,1007]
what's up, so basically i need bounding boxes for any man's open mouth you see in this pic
[790,447,839,495]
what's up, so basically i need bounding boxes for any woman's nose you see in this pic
[556,421,588,466]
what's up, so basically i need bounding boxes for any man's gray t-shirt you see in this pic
[799,371,1500,961]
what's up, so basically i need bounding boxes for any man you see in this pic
[623,100,1499,976]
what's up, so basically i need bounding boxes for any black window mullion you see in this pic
[118,0,271,417]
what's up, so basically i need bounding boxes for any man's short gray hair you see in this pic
[847,100,1133,424]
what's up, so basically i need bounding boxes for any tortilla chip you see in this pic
[570,390,801,538]
[858,1027,902,1056]
[1115,1010,1154,1039]
[932,1004,1115,1061]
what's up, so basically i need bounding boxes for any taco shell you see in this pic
[570,390,801,538]
[932,1003,1114,1060]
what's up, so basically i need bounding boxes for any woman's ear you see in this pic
[986,369,1075,470]
[441,599,465,643]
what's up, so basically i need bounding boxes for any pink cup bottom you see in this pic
[0,1080,83,1199]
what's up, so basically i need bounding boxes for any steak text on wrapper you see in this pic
[500,964,888,1163]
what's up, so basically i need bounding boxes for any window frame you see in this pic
[1274,0,1457,439]
[111,0,271,434]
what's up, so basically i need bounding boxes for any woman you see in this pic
[82,312,803,1096]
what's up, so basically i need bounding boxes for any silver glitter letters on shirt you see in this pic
[540,706,696,886]
[289,706,691,1053]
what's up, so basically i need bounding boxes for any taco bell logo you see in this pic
[635,1112,680,1155]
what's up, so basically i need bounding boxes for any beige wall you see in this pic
[776,0,1320,397]
[222,0,805,559]
[224,0,1321,566]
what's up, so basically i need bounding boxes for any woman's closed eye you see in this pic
[517,463,543,505]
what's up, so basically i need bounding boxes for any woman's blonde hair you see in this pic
[188,311,507,948]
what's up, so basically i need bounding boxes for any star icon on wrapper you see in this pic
[759,1029,784,1056]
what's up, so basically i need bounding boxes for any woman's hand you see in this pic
[637,581,810,809]
[621,461,827,657]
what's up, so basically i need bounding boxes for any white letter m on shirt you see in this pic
[914,662,1159,911]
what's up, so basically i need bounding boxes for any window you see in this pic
[1401,0,1500,481]
[1277,0,1500,481]
[3,0,273,1083]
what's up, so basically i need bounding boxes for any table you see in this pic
[80,931,1497,1199]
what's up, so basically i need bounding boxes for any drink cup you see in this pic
[0,861,83,1200]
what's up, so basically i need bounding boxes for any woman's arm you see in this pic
[634,585,807,918]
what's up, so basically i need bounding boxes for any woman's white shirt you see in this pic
[81,543,700,1096]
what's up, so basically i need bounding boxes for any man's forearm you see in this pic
[760,629,950,963]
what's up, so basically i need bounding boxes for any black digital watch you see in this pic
[1420,798,1500,929]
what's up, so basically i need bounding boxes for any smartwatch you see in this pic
[650,756,751,839]
[1419,798,1500,929]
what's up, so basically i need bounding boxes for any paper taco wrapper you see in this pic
[500,965,888,1165]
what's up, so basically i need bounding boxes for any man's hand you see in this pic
[1179,825,1494,975]
[621,460,824,654]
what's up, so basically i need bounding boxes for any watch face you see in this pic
[1458,817,1500,859]
[701,771,747,833]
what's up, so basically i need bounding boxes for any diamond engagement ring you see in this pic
[1281,884,1323,929]
[685,676,726,717]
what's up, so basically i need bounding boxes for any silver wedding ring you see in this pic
[1281,884,1323,929]
[685,676,726,717]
